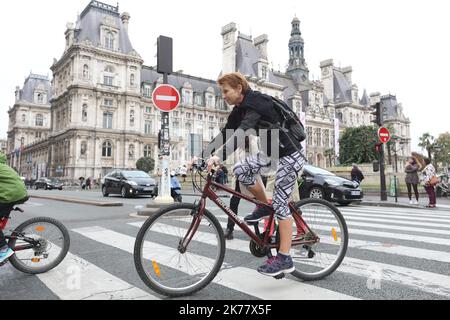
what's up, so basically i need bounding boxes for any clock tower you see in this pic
[286,17,309,85]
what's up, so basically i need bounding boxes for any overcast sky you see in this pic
[1,0,449,152]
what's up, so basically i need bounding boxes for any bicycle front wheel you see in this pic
[134,203,225,297]
[8,217,70,274]
[289,198,348,281]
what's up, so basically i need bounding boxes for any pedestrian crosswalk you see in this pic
[2,205,450,300]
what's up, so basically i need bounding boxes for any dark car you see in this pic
[298,164,363,206]
[102,170,157,198]
[33,178,63,190]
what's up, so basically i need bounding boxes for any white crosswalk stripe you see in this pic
[6,204,450,300]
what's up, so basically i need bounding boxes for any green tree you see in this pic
[339,126,379,165]
[418,132,435,160]
[136,157,155,173]
[433,132,450,170]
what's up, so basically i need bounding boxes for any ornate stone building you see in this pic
[6,1,410,180]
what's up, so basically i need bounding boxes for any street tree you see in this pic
[339,126,379,165]
[418,132,435,160]
[433,132,450,170]
[136,157,155,173]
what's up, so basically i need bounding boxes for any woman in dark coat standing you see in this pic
[404,157,420,204]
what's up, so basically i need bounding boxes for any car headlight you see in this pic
[128,181,138,186]
[324,179,340,187]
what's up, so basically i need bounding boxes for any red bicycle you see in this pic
[134,159,348,297]
[0,201,70,273]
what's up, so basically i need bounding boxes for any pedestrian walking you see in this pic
[351,164,364,185]
[404,157,420,204]
[86,177,91,190]
[421,158,437,208]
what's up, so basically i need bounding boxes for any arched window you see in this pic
[144,145,152,158]
[22,114,26,123]
[37,94,43,104]
[83,65,89,79]
[130,74,135,86]
[105,32,114,50]
[102,141,113,157]
[20,137,25,146]
[35,114,43,126]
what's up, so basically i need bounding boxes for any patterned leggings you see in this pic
[233,151,305,220]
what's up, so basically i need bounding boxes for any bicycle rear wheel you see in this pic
[134,203,225,297]
[289,198,348,281]
[8,217,70,274]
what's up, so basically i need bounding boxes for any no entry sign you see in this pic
[152,84,180,112]
[378,127,391,144]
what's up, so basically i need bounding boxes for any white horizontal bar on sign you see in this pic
[126,222,450,298]
[36,243,159,300]
[155,95,177,102]
[75,226,356,300]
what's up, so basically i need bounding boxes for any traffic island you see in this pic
[29,194,123,207]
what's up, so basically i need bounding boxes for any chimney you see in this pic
[221,22,237,74]
[121,12,131,33]
[254,34,269,60]
[342,66,353,84]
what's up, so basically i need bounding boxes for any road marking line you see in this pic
[127,222,450,298]
[36,246,159,300]
[73,226,356,300]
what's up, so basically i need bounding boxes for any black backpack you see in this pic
[271,97,306,144]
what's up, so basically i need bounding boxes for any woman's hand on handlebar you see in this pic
[207,156,221,173]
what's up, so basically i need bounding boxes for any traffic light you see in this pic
[375,143,382,153]
[371,102,382,127]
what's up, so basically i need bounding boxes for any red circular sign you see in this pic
[152,84,180,112]
[378,127,391,144]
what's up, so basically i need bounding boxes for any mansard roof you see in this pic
[141,66,222,95]
[19,74,52,104]
[380,94,408,121]
[236,33,262,77]
[75,0,135,54]
[333,70,352,104]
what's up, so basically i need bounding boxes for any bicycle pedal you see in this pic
[273,274,285,280]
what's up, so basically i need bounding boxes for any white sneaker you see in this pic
[413,200,419,205]
[409,200,413,204]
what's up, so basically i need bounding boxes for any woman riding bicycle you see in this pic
[0,152,28,263]
[203,72,305,277]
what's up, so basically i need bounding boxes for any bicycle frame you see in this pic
[0,210,39,252]
[180,170,319,252]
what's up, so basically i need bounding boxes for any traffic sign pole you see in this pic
[377,127,390,201]
[153,36,178,205]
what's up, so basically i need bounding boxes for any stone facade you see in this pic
[5,1,410,181]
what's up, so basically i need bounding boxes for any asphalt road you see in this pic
[2,190,450,300]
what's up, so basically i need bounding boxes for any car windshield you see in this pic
[304,165,336,176]
[122,171,150,179]
[50,179,61,183]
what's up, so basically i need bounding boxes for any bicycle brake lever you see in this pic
[13,207,24,213]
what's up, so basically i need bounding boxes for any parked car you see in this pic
[33,178,63,190]
[102,170,157,198]
[298,164,363,206]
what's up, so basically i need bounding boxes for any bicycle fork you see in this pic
[178,200,205,253]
